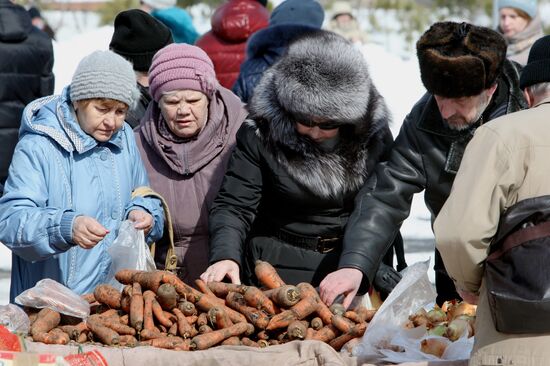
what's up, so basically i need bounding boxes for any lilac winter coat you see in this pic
[135,87,247,284]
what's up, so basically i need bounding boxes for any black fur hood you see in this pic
[247,31,392,199]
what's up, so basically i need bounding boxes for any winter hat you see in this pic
[28,6,41,19]
[70,50,139,108]
[417,22,507,98]
[110,9,173,72]
[250,31,375,124]
[519,35,550,89]
[332,1,353,18]
[148,43,219,102]
[270,0,324,28]
[140,0,176,9]
[498,0,537,19]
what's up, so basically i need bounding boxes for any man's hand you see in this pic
[319,268,363,309]
[72,216,109,249]
[128,209,154,235]
[200,260,241,284]
[373,263,402,295]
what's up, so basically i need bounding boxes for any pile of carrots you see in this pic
[25,261,374,351]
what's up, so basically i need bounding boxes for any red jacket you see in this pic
[196,0,269,89]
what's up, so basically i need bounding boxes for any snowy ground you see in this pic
[0,10,435,305]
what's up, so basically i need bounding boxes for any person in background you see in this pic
[326,1,367,45]
[497,0,543,65]
[201,31,402,309]
[109,9,173,128]
[135,44,247,284]
[232,0,324,103]
[0,50,164,302]
[320,22,527,308]
[0,0,54,190]
[435,35,550,366]
[195,0,269,89]
[28,6,55,39]
[140,0,199,45]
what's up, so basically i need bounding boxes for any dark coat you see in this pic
[0,0,54,184]
[341,59,527,304]
[195,0,269,89]
[126,83,151,129]
[231,24,320,103]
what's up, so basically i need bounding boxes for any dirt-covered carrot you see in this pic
[312,324,339,343]
[31,308,61,338]
[94,284,122,309]
[99,309,119,318]
[33,328,70,345]
[156,283,178,310]
[255,260,285,289]
[331,314,354,333]
[139,328,164,340]
[197,312,208,327]
[58,322,88,340]
[86,315,120,345]
[207,307,233,329]
[151,337,189,350]
[241,337,260,347]
[115,270,165,292]
[130,282,144,331]
[221,336,241,346]
[329,303,346,316]
[120,294,131,314]
[102,319,136,336]
[186,315,198,325]
[173,308,196,338]
[77,332,88,343]
[310,317,323,330]
[143,290,155,331]
[225,292,270,329]
[81,293,96,304]
[206,281,241,298]
[343,311,361,323]
[264,285,301,307]
[329,322,367,351]
[195,293,247,324]
[191,322,250,350]
[297,283,333,325]
[266,309,298,331]
[177,300,197,316]
[152,299,173,328]
[198,324,213,334]
[287,320,308,340]
[242,286,277,315]
[168,323,178,336]
[118,335,138,347]
[119,314,129,325]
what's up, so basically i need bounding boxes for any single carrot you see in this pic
[195,293,247,324]
[207,307,233,329]
[173,308,196,338]
[77,332,88,343]
[31,308,60,338]
[198,324,213,334]
[177,300,197,316]
[130,282,144,332]
[99,309,119,318]
[329,303,346,316]
[168,323,178,336]
[156,283,178,310]
[312,324,339,342]
[118,335,138,347]
[287,320,308,340]
[152,299,173,328]
[197,312,208,327]
[242,286,277,315]
[241,337,260,347]
[143,290,155,331]
[264,285,301,307]
[206,281,241,298]
[221,336,241,346]
[33,328,70,345]
[186,315,198,325]
[297,283,333,325]
[191,322,250,350]
[86,315,120,345]
[119,314,129,325]
[343,311,361,323]
[265,309,298,331]
[81,293,96,304]
[149,336,187,350]
[225,292,270,329]
[331,314,355,333]
[139,328,164,340]
[310,317,323,330]
[94,284,122,309]
[329,322,367,351]
[115,270,165,292]
[356,306,377,323]
[254,260,285,289]
[120,294,131,314]
[102,319,136,336]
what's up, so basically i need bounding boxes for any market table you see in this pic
[24,339,468,366]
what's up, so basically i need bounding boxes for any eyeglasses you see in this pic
[296,120,347,130]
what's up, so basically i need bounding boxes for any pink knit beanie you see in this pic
[148,43,219,102]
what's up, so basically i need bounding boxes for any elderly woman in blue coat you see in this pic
[0,50,164,303]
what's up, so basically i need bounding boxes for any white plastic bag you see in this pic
[353,260,473,363]
[0,304,30,334]
[15,278,90,319]
[106,220,156,290]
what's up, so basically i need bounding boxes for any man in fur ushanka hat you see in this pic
[324,21,528,308]
[201,30,406,308]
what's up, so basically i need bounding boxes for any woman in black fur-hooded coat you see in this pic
[202,31,399,289]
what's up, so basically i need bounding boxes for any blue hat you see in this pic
[498,0,537,19]
[270,0,324,28]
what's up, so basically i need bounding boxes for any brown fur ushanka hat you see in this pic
[417,22,507,98]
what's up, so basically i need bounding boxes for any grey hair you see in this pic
[527,82,550,98]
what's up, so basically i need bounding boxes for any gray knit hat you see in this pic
[70,50,139,108]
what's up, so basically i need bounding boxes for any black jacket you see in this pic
[340,60,527,303]
[231,24,320,104]
[126,83,151,129]
[0,0,54,184]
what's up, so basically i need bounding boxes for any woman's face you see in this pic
[74,99,128,142]
[295,119,340,143]
[499,8,529,37]
[159,90,209,139]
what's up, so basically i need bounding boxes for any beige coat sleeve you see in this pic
[434,125,520,294]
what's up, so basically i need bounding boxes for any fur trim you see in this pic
[247,31,391,199]
[417,22,506,97]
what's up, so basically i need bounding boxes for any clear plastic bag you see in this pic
[0,304,30,334]
[353,261,473,363]
[15,278,90,319]
[106,220,156,291]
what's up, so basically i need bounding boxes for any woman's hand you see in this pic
[73,216,109,249]
[319,267,364,309]
[200,260,241,284]
[128,209,154,235]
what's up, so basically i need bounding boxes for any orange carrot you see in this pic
[221,336,241,346]
[198,324,213,334]
[152,299,173,328]
[173,308,196,338]
[206,281,241,298]
[118,335,138,347]
[287,320,308,340]
[241,337,260,347]
[225,292,270,329]
[139,328,164,340]
[86,315,119,345]
[94,284,122,309]
[31,308,60,338]
[130,282,144,331]
[115,270,165,292]
[356,306,377,323]
[168,323,178,336]
[191,322,250,350]
[150,337,189,350]
[242,286,277,315]
[194,293,247,324]
[33,328,70,345]
[207,307,233,329]
[119,314,129,325]
[81,293,96,304]
[77,332,88,343]
[264,285,301,307]
[197,312,208,327]
[186,315,198,325]
[312,324,339,342]
[331,314,355,333]
[254,260,285,289]
[143,290,155,331]
[297,283,333,325]
[310,317,323,330]
[177,300,197,316]
[329,322,367,351]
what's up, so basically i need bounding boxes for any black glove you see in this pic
[373,263,402,295]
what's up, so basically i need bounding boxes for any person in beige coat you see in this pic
[434,35,550,365]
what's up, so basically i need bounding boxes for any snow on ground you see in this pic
[0,10,435,305]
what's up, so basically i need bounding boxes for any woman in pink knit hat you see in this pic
[134,43,247,284]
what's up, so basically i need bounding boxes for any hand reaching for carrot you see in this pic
[72,215,109,249]
[128,209,154,235]
[319,268,363,309]
[200,260,241,284]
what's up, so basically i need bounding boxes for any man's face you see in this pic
[434,85,497,131]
